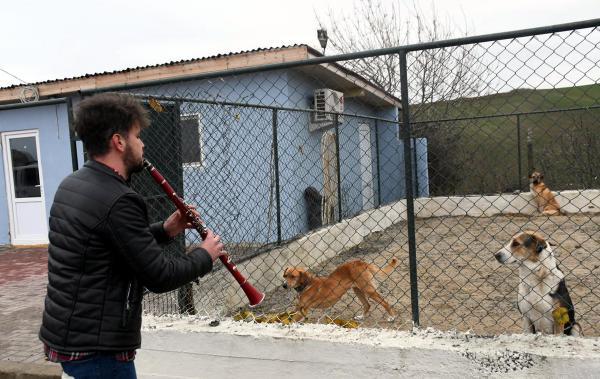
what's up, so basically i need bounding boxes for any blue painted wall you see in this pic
[0,70,428,246]
[0,103,74,244]
[283,72,397,233]
[130,69,429,244]
[135,71,292,244]
[414,137,430,197]
[375,109,429,203]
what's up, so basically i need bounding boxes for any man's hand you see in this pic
[163,207,225,261]
[200,229,226,262]
[163,205,199,238]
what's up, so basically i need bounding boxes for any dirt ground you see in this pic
[254,213,600,336]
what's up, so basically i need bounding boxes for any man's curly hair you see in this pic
[74,93,149,157]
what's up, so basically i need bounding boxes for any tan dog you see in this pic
[495,231,582,336]
[529,171,561,215]
[283,258,398,322]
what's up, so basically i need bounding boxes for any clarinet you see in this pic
[142,159,265,307]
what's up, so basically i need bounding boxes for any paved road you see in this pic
[0,247,53,366]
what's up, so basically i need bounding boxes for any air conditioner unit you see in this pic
[309,88,344,132]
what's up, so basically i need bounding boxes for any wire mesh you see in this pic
[84,21,600,336]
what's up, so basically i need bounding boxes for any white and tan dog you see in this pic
[529,171,561,215]
[495,231,582,336]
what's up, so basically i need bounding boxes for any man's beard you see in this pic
[124,145,144,177]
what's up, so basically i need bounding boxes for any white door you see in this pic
[358,123,375,210]
[2,131,48,245]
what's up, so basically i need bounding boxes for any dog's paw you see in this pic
[387,315,396,322]
[570,323,584,337]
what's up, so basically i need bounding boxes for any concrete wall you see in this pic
[412,189,599,218]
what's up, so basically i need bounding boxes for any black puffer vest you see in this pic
[40,160,212,352]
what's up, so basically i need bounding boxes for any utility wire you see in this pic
[0,67,39,102]
[0,67,28,84]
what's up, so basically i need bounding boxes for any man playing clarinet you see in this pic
[39,93,224,378]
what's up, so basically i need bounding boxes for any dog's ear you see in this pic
[526,232,546,253]
[299,271,311,287]
[536,242,544,253]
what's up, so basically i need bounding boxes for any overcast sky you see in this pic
[0,0,598,88]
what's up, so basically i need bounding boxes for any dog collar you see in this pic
[294,284,307,293]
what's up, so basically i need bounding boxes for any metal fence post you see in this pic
[412,138,419,196]
[67,98,79,172]
[334,113,342,222]
[272,109,282,244]
[527,124,534,175]
[374,119,382,207]
[516,114,523,191]
[399,51,420,327]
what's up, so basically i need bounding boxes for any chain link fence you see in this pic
[85,20,599,336]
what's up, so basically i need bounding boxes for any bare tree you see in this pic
[317,0,490,195]
[539,111,600,190]
[317,0,487,120]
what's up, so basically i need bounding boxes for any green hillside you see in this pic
[411,84,600,195]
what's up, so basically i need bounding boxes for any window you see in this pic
[180,113,203,166]
[10,136,41,198]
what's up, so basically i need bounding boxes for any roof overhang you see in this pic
[0,45,401,109]
[297,49,401,108]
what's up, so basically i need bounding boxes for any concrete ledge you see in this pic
[0,361,61,379]
[414,189,600,217]
[137,324,600,379]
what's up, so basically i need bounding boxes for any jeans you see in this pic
[61,354,136,379]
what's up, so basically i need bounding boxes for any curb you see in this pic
[0,361,61,379]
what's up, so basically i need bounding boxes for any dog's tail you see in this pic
[370,257,398,279]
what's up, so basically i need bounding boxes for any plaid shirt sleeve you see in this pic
[44,344,136,362]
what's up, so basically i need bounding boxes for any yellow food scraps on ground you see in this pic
[233,310,296,325]
[323,315,360,329]
[232,310,360,329]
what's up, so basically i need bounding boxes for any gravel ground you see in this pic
[253,213,600,336]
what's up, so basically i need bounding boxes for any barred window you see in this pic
[180,114,203,166]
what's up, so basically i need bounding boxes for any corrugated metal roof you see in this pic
[0,45,312,90]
